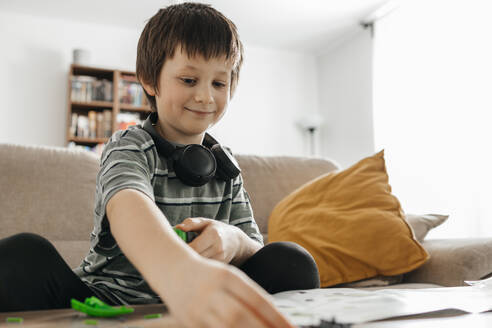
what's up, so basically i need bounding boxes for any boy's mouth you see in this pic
[184,107,214,115]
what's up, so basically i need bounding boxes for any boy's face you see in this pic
[142,45,234,145]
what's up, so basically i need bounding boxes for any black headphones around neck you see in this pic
[142,112,241,187]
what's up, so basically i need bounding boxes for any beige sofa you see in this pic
[1,142,492,289]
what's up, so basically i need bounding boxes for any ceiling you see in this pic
[0,0,388,54]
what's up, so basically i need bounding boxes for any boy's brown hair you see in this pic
[136,2,244,112]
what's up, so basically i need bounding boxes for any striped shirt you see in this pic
[73,125,263,305]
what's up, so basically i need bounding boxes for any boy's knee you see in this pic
[265,241,316,263]
[1,232,56,257]
[259,241,320,291]
[264,241,319,276]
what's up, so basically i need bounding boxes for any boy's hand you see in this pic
[175,217,241,264]
[162,255,296,328]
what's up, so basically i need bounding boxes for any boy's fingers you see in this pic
[175,223,187,231]
[189,238,214,256]
[202,308,227,328]
[216,289,281,328]
[180,217,211,232]
[175,223,192,231]
[225,271,296,328]
[197,245,216,258]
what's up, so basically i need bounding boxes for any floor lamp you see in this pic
[298,114,324,157]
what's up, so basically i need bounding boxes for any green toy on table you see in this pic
[71,296,134,317]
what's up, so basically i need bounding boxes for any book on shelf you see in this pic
[71,75,113,103]
[88,111,97,138]
[119,79,148,107]
[96,112,104,138]
[69,109,112,139]
[103,110,112,137]
[76,115,89,138]
[69,113,78,138]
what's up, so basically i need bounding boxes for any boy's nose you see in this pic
[194,85,214,104]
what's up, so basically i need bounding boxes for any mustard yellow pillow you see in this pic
[268,150,429,287]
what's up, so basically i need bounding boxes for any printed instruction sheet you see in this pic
[272,277,492,325]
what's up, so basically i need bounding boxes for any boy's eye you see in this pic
[181,78,196,85]
[180,78,226,88]
[213,81,226,88]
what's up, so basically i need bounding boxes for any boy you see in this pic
[0,2,319,327]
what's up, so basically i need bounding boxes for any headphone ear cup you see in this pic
[210,144,241,181]
[173,145,217,187]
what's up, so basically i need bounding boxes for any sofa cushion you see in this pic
[268,150,429,287]
[337,214,448,288]
[404,238,492,286]
[405,213,449,242]
[235,155,339,237]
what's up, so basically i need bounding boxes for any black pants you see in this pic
[0,232,320,312]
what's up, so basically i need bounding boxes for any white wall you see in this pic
[0,11,319,157]
[0,12,141,147]
[317,28,375,168]
[373,0,492,238]
[209,46,319,157]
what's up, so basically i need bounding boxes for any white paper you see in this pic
[465,275,492,287]
[272,280,492,326]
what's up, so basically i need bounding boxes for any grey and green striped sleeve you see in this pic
[91,130,156,257]
[229,174,264,246]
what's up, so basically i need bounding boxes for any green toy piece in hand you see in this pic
[71,296,134,317]
[174,227,188,242]
[173,227,198,243]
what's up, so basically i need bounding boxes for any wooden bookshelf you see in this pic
[66,64,151,147]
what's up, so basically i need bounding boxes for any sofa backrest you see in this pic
[0,143,99,241]
[0,143,339,267]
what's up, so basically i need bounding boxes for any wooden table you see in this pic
[0,304,178,328]
[1,305,492,327]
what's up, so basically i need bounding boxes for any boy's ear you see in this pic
[140,81,156,97]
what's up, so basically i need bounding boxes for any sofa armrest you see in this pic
[403,238,492,286]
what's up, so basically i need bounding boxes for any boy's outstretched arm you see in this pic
[106,189,295,328]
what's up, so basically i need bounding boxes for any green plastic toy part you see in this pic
[71,296,134,317]
[174,227,187,242]
[174,227,198,243]
[84,319,98,325]
[144,313,162,319]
